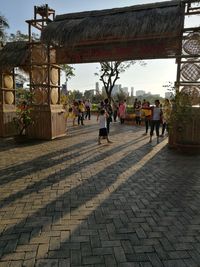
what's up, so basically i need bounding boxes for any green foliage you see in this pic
[7,30,40,42]
[163,82,193,123]
[91,93,104,104]
[68,90,83,102]
[114,89,129,102]
[84,90,94,100]
[165,84,196,144]
[91,104,98,112]
[0,15,9,41]
[60,94,68,105]
[13,89,33,136]
[171,90,193,124]
[61,64,75,82]
[95,60,146,101]
[126,105,134,114]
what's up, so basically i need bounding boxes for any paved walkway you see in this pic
[0,117,200,267]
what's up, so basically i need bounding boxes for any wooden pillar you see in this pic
[27,44,66,140]
[26,5,65,140]
[0,69,17,137]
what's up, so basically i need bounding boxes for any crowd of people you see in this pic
[65,97,172,145]
[133,98,172,143]
[66,99,92,126]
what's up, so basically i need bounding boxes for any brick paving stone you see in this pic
[113,246,126,262]
[70,249,81,266]
[58,259,70,267]
[134,245,155,254]
[168,250,190,259]
[23,258,36,267]
[140,263,153,267]
[104,254,117,266]
[121,240,134,254]
[82,255,104,265]
[93,247,113,256]
[147,253,164,267]
[35,259,58,266]
[183,258,199,267]
[163,259,187,267]
[0,118,200,266]
[9,261,23,267]
[118,263,140,267]
[126,252,148,262]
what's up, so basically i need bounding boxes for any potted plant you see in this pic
[168,85,200,153]
[13,89,34,143]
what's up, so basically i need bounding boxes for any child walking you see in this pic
[97,109,112,145]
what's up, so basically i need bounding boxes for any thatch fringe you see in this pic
[0,41,29,68]
[41,0,184,47]
[55,0,181,21]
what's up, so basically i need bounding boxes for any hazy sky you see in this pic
[1,0,199,96]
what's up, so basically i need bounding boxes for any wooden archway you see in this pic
[0,0,199,141]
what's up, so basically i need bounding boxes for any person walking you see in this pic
[72,101,79,126]
[112,101,119,122]
[104,98,113,134]
[118,100,126,124]
[142,101,151,135]
[78,100,85,126]
[97,109,112,145]
[149,100,162,143]
[135,101,142,125]
[85,99,92,120]
[161,98,172,137]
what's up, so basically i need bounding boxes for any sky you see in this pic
[1,0,199,97]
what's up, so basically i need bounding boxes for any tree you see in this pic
[84,90,94,100]
[0,15,9,41]
[68,90,83,102]
[115,89,129,103]
[13,89,33,136]
[7,30,39,42]
[95,61,145,102]
[61,64,75,89]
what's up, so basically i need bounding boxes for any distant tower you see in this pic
[131,87,134,97]
[95,82,99,94]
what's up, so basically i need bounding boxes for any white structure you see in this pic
[112,84,122,95]
[136,90,145,96]
[122,87,129,94]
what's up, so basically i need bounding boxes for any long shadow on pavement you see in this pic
[0,136,147,210]
[0,141,153,260]
[46,146,200,266]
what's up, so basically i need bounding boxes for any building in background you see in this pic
[95,82,100,94]
[122,87,129,95]
[131,87,134,97]
[136,90,145,97]
[112,84,122,95]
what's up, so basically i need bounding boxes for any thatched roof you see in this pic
[0,41,29,68]
[41,0,185,48]
[0,1,186,66]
